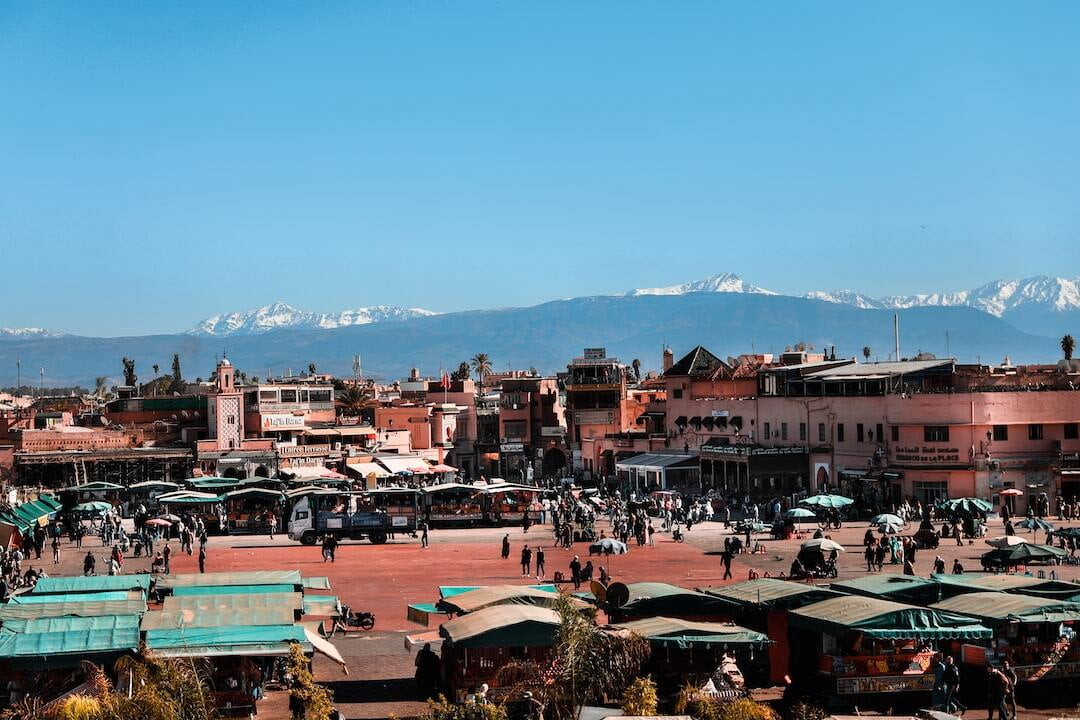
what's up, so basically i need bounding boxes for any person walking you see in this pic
[83,551,96,576]
[268,514,277,540]
[864,543,875,572]
[941,656,960,713]
[987,664,1010,720]
[570,555,582,590]
[420,521,430,548]
[51,536,60,565]
[1001,659,1018,720]
[163,544,171,575]
[198,544,206,573]
[721,547,733,580]
[501,533,511,559]
[522,513,532,534]
[520,545,532,577]
[535,546,545,580]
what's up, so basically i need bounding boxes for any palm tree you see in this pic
[337,383,374,417]
[1063,334,1075,361]
[152,364,160,376]
[862,346,871,362]
[471,353,493,392]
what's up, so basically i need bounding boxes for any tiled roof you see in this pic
[665,346,727,378]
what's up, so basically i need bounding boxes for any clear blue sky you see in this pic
[2,2,1078,336]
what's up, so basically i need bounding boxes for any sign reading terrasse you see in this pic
[892,445,962,464]
[262,414,306,430]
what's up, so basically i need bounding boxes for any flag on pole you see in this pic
[441,370,451,389]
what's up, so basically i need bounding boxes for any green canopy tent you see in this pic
[439,584,555,599]
[139,606,299,631]
[438,605,561,649]
[790,595,992,640]
[616,582,730,619]
[31,574,152,596]
[699,578,842,613]
[437,585,587,615]
[929,572,1080,601]
[931,591,1080,628]
[829,575,943,605]
[156,570,303,592]
[8,590,144,605]
[170,584,298,597]
[610,616,770,650]
[0,614,141,669]
[162,591,304,618]
[0,598,147,621]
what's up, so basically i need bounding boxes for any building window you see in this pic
[924,426,950,442]
[837,423,845,442]
[1066,423,1079,440]
[891,425,900,442]
[914,481,949,506]
[856,423,865,443]
[799,422,806,442]
[673,388,682,399]
[763,422,771,440]
[876,424,883,443]
[781,422,788,441]
[259,390,277,401]
[993,425,1008,441]
[279,389,298,403]
[818,423,826,443]
[227,416,235,425]
[309,389,332,403]
[504,420,527,440]
[1029,424,1044,440]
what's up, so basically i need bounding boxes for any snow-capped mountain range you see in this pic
[0,327,69,340]
[187,301,438,337]
[630,273,1080,318]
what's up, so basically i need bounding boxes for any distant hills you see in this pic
[0,290,1064,387]
[187,301,438,337]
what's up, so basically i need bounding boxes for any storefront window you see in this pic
[914,481,948,505]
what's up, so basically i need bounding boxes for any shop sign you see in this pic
[583,348,606,360]
[575,410,614,425]
[262,414,306,430]
[710,410,730,418]
[893,445,962,464]
[501,443,525,453]
[541,426,566,437]
[836,674,934,694]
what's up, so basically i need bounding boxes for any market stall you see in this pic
[699,579,842,683]
[931,591,1080,699]
[436,585,587,616]
[611,582,731,622]
[788,595,991,703]
[421,483,485,526]
[222,487,284,533]
[438,605,561,701]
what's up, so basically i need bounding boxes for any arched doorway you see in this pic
[815,466,830,492]
[223,467,240,479]
[254,465,270,478]
[541,448,567,477]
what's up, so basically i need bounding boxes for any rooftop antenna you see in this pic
[39,366,44,399]
[352,354,362,383]
[893,313,901,361]
[16,357,21,395]
[945,330,951,359]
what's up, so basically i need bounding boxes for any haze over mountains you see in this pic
[0,274,1075,386]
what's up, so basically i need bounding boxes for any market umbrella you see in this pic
[938,497,993,514]
[72,501,112,515]
[1054,527,1080,539]
[157,514,181,523]
[144,518,173,527]
[999,488,1024,497]
[985,535,1029,548]
[877,522,904,534]
[783,507,815,531]
[1017,517,1054,532]
[800,538,844,553]
[589,538,629,556]
[982,542,1066,568]
[800,494,854,509]
[870,513,904,526]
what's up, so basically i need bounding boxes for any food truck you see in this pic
[287,488,418,545]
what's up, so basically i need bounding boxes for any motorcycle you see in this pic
[672,525,685,543]
[330,604,375,635]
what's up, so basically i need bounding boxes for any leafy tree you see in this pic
[792,341,813,352]
[308,362,318,375]
[152,363,160,376]
[675,688,777,720]
[287,643,334,720]
[450,361,472,382]
[4,653,216,720]
[621,676,658,716]
[121,357,137,387]
[631,358,642,381]
[94,376,109,397]
[497,593,649,720]
[471,353,493,390]
[422,695,508,720]
[170,354,185,393]
[861,346,871,362]
[1063,334,1076,361]
[337,383,374,417]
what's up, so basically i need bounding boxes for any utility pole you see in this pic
[893,313,901,361]
[39,367,45,399]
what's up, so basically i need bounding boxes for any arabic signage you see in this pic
[540,426,566,437]
[583,348,607,360]
[575,410,614,425]
[701,445,807,459]
[501,443,525,453]
[836,673,934,694]
[892,445,962,464]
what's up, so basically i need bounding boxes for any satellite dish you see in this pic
[590,580,607,603]
[606,582,630,608]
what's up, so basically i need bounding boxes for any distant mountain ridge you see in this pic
[187,301,438,337]
[626,273,1080,336]
[0,327,68,340]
